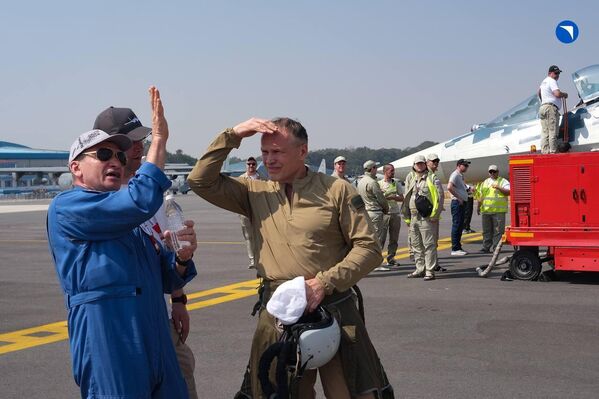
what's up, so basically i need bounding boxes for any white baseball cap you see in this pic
[69,130,132,163]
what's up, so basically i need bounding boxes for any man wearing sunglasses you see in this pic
[93,105,199,398]
[47,87,197,399]
[538,65,568,154]
[189,117,393,398]
[476,165,511,253]
[239,157,263,269]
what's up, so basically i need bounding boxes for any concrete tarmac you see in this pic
[1,196,599,398]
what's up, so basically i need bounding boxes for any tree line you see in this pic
[164,141,438,176]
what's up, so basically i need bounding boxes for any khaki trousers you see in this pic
[539,103,560,154]
[240,215,256,266]
[380,213,401,262]
[298,353,374,399]
[367,211,386,247]
[481,213,506,251]
[409,215,437,276]
[169,322,198,399]
[431,218,440,268]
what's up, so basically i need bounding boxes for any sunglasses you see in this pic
[247,162,257,166]
[82,148,127,166]
[489,170,498,173]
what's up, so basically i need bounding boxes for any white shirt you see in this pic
[483,177,511,191]
[540,76,561,110]
[139,204,175,318]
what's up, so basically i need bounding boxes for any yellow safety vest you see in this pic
[478,177,508,214]
[403,172,439,223]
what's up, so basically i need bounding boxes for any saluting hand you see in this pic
[233,118,278,139]
[305,278,325,313]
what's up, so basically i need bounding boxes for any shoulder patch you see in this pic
[350,195,365,211]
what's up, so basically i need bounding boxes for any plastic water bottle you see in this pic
[164,194,190,252]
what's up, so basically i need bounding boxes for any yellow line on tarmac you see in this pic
[0,279,259,356]
[0,234,482,356]
[0,321,69,355]
[383,232,482,260]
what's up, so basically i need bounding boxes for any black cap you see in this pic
[457,159,471,166]
[93,107,151,141]
[548,65,562,74]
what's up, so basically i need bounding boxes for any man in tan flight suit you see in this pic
[401,155,444,281]
[331,155,349,181]
[426,153,446,272]
[357,160,389,247]
[239,156,263,269]
[188,117,393,399]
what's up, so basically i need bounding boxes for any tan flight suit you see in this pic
[357,174,389,247]
[428,168,444,269]
[331,171,349,182]
[188,129,393,399]
[239,172,263,267]
[401,171,444,277]
[378,178,402,264]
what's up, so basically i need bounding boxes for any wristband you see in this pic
[171,294,188,305]
[175,255,193,267]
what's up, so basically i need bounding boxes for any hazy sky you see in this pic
[2,1,597,158]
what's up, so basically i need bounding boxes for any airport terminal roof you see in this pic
[0,141,68,160]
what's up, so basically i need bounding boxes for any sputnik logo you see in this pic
[555,20,579,44]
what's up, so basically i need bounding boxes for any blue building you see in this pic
[0,141,68,190]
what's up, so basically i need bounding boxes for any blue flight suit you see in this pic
[47,162,197,398]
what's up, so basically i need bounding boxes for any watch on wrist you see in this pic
[175,255,192,267]
[171,294,188,305]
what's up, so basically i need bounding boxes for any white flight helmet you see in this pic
[291,306,341,370]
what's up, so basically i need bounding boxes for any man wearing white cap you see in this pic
[401,155,444,280]
[476,165,510,253]
[357,160,389,247]
[47,88,197,398]
[331,155,349,181]
[426,153,445,271]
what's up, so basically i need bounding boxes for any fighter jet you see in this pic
[388,64,599,183]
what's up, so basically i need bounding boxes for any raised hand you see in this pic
[232,117,278,139]
[149,86,169,141]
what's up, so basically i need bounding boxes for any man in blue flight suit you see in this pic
[47,87,197,398]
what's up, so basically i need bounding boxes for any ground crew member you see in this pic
[357,160,389,246]
[404,166,417,261]
[426,153,445,272]
[47,87,197,398]
[95,103,199,399]
[538,65,568,154]
[188,117,393,399]
[401,155,444,280]
[463,186,475,234]
[447,159,471,256]
[378,164,403,269]
[239,157,263,269]
[477,165,511,253]
[331,155,349,181]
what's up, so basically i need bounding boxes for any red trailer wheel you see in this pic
[510,249,542,280]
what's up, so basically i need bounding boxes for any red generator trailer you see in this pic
[505,151,599,280]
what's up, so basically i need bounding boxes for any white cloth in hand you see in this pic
[266,276,307,325]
